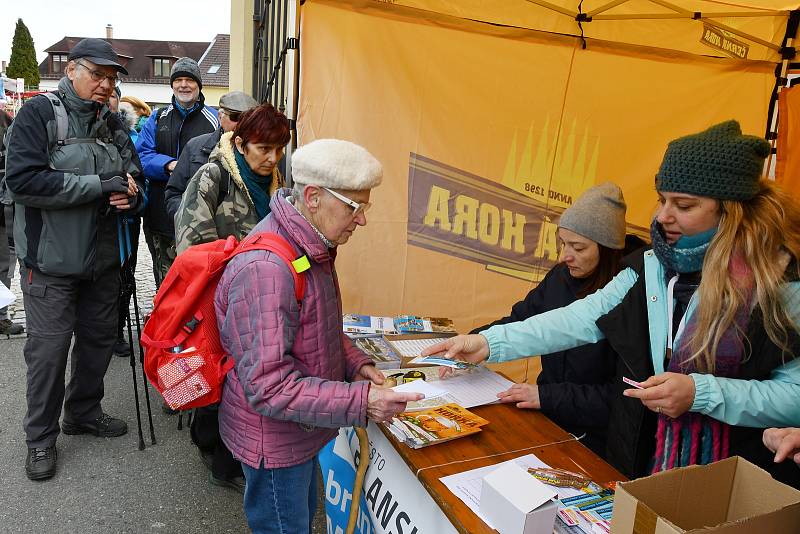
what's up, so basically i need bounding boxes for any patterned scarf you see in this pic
[650,219,718,274]
[651,248,754,473]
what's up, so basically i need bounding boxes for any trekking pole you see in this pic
[122,217,157,445]
[118,217,146,451]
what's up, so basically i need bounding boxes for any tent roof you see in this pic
[371,0,799,61]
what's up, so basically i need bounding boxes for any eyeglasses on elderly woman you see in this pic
[322,187,372,217]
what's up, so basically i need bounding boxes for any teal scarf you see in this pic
[650,220,717,273]
[234,148,271,220]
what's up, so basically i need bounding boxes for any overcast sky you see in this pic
[1,0,231,65]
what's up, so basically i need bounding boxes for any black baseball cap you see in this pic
[68,38,128,75]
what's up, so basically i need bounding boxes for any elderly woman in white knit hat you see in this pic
[215,139,423,534]
[471,183,644,458]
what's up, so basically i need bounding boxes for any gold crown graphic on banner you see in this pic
[407,116,605,283]
[501,117,599,211]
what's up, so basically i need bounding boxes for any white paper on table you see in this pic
[392,379,448,400]
[387,337,450,358]
[439,453,585,529]
[382,366,514,411]
[0,282,15,309]
[438,366,514,408]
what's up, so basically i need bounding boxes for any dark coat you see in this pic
[5,93,143,278]
[164,128,222,221]
[597,250,800,487]
[135,94,218,236]
[472,263,616,457]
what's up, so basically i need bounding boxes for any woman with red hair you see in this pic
[175,102,291,254]
[173,102,291,493]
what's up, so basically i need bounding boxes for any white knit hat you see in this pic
[291,139,383,190]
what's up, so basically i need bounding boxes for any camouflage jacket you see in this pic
[174,131,283,254]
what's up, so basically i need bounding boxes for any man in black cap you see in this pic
[135,57,218,287]
[5,38,144,481]
[164,90,259,220]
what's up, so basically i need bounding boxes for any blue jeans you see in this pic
[241,456,318,534]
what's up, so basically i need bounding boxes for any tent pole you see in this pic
[522,0,575,18]
[586,0,630,18]
[285,0,301,187]
[764,10,800,179]
[647,0,691,16]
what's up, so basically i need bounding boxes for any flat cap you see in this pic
[219,91,258,113]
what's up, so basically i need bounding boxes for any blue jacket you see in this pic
[135,95,218,235]
[483,249,800,482]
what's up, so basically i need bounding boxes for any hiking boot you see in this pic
[113,337,132,357]
[0,319,24,335]
[25,445,57,481]
[209,471,246,494]
[61,413,128,437]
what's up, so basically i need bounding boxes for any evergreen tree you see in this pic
[7,19,40,88]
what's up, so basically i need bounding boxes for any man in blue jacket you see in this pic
[135,57,218,286]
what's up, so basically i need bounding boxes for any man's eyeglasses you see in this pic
[219,108,241,122]
[323,187,372,217]
[76,61,119,85]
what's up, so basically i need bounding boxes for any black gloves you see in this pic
[99,172,129,195]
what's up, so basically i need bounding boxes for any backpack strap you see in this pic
[43,92,69,148]
[212,160,231,208]
[43,92,108,147]
[234,232,309,305]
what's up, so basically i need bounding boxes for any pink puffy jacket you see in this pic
[215,189,372,469]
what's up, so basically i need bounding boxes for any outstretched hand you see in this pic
[421,334,490,364]
[623,372,695,419]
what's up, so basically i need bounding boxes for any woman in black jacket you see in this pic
[472,183,645,457]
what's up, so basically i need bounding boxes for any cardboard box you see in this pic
[480,462,559,534]
[612,456,800,533]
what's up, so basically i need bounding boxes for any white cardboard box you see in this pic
[480,462,559,534]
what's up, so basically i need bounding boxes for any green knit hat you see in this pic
[655,120,770,201]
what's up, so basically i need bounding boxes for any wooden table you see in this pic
[376,402,626,534]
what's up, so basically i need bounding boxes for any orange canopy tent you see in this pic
[288,0,800,330]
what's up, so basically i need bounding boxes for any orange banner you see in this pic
[298,0,776,332]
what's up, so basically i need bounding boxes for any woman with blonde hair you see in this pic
[426,121,800,487]
[119,95,151,132]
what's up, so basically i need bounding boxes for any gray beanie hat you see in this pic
[170,57,202,89]
[292,139,382,190]
[558,182,626,250]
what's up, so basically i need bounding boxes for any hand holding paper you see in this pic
[367,387,424,422]
[622,372,695,418]
[392,378,447,400]
[421,334,490,364]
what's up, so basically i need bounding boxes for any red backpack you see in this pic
[141,232,309,411]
